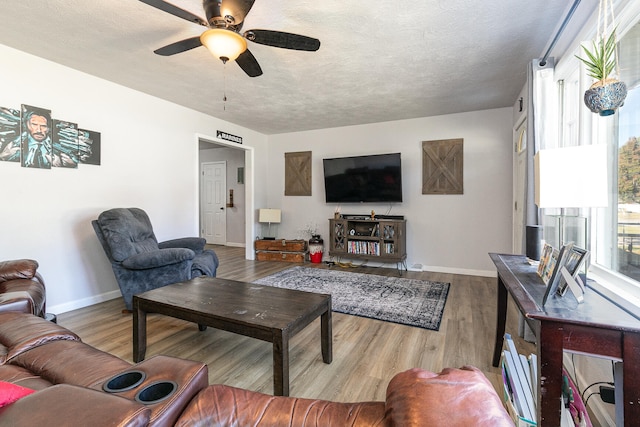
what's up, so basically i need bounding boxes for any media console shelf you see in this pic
[329,217,407,273]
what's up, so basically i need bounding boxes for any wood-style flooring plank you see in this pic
[57,245,532,403]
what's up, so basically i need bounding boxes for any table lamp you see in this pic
[259,208,281,240]
[534,144,608,209]
[533,143,608,259]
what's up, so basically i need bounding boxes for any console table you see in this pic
[490,253,640,427]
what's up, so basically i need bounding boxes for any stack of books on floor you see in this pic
[501,334,586,427]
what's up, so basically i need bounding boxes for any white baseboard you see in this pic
[48,290,121,315]
[420,265,496,278]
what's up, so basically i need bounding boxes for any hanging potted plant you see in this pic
[576,26,627,116]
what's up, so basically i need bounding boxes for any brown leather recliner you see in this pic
[176,366,515,427]
[0,259,46,317]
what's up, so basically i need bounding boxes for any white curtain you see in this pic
[524,58,558,235]
[520,58,558,342]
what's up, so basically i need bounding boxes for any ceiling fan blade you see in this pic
[139,0,207,26]
[244,29,320,51]
[235,49,263,77]
[154,36,203,56]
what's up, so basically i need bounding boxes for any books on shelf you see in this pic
[347,241,380,256]
[501,334,591,427]
[503,354,537,426]
[503,334,536,424]
[346,240,396,256]
[528,353,538,403]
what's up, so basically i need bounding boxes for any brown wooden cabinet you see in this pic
[329,218,406,266]
[255,239,307,263]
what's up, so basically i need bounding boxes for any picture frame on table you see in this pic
[542,242,574,306]
[556,246,589,296]
[537,243,558,285]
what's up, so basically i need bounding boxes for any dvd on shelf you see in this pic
[347,241,380,256]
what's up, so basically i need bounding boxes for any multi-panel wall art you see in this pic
[0,104,101,169]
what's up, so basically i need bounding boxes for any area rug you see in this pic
[253,267,449,331]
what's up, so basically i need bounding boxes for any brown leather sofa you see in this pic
[0,258,513,426]
[0,312,208,426]
[0,311,514,426]
[0,259,46,317]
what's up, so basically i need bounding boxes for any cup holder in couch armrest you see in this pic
[102,370,146,393]
[135,381,178,405]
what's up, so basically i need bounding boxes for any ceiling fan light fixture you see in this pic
[200,28,247,62]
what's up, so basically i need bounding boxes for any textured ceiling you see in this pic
[0,0,596,135]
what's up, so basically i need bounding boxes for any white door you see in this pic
[202,161,227,244]
[513,121,527,254]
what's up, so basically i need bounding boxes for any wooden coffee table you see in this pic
[132,276,332,396]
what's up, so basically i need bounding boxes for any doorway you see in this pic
[197,134,255,260]
[513,119,527,253]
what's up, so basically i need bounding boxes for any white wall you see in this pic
[0,44,268,314]
[267,109,514,275]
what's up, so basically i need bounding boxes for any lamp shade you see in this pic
[200,28,247,62]
[258,209,281,224]
[534,144,608,208]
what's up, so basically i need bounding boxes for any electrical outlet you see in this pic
[600,385,615,404]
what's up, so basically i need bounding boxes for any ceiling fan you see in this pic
[139,0,321,77]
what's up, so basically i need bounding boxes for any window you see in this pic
[589,19,640,312]
[611,90,640,280]
[542,6,640,313]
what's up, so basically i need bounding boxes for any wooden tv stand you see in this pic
[328,217,407,272]
[490,253,640,426]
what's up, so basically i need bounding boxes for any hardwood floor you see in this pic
[57,245,534,402]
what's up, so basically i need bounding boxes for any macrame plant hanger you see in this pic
[596,0,621,82]
[580,0,627,116]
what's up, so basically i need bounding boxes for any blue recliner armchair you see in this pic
[92,208,219,310]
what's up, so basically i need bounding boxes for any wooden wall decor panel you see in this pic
[285,151,312,196]
[422,139,464,195]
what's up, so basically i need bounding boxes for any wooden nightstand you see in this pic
[255,239,307,263]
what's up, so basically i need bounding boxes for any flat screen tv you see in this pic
[323,153,403,203]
